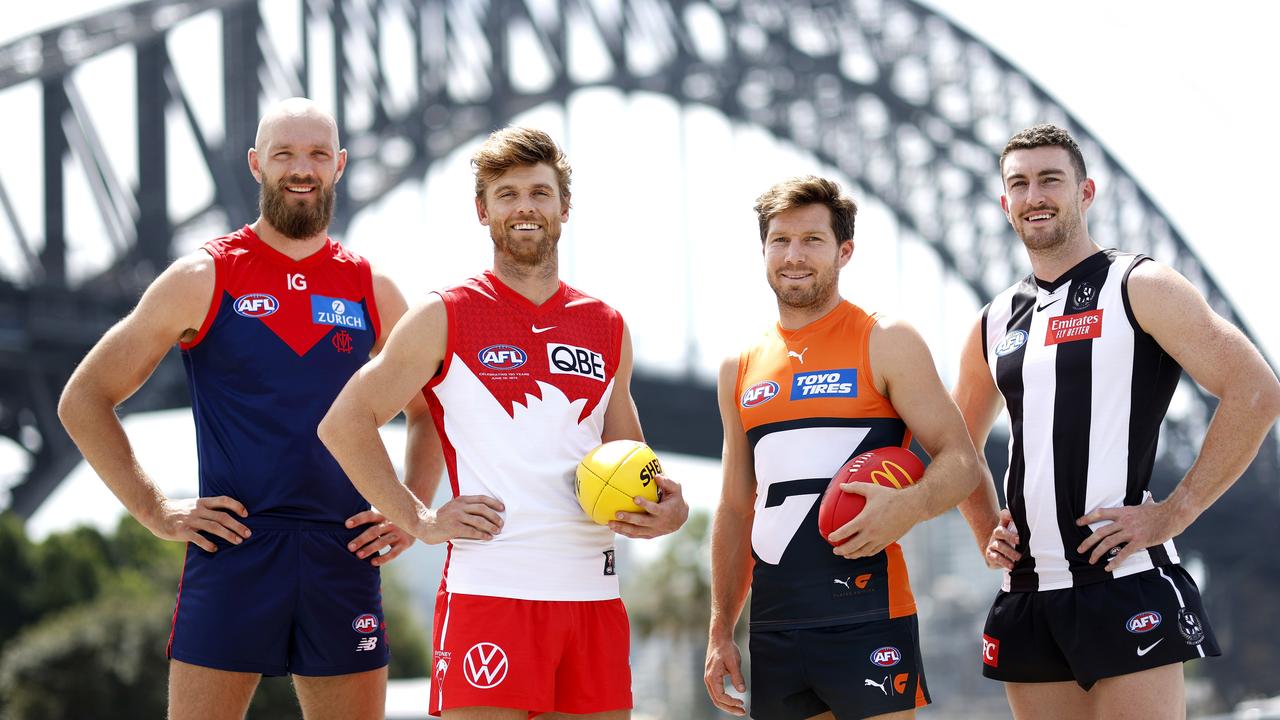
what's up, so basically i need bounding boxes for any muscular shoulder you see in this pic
[1124,258,1206,334]
[869,314,929,354]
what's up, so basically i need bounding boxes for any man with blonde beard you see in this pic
[320,126,689,719]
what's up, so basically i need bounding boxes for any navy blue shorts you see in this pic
[167,518,390,677]
[749,615,930,720]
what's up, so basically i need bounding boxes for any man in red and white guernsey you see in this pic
[704,176,981,719]
[954,124,1280,718]
[58,99,466,719]
[320,126,690,719]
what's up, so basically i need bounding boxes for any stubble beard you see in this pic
[260,176,335,240]
[492,223,559,270]
[1015,204,1081,254]
[769,264,839,312]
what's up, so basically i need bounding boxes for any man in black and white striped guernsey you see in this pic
[953,124,1280,719]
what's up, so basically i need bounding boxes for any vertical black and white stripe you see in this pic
[982,250,1183,592]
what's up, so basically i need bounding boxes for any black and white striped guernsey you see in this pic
[982,249,1183,592]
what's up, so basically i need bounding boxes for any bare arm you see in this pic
[341,269,449,565]
[827,318,982,558]
[319,296,503,545]
[951,314,1021,570]
[1078,261,1280,569]
[57,252,251,552]
[605,321,689,539]
[703,354,753,717]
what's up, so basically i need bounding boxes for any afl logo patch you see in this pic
[1126,611,1162,634]
[233,293,279,318]
[994,329,1028,357]
[741,381,779,408]
[352,613,379,634]
[478,344,527,370]
[870,646,902,667]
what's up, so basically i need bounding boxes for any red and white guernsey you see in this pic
[425,271,624,601]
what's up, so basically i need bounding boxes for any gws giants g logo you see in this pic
[352,613,379,634]
[463,642,509,689]
[870,646,902,667]
[994,329,1028,357]
[741,381,779,408]
[234,293,279,318]
[1126,611,1162,634]
[478,344,527,370]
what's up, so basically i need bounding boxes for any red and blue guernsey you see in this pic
[169,226,392,677]
[179,226,381,522]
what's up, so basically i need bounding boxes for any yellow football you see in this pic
[575,440,663,525]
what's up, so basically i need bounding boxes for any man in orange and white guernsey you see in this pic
[319,126,689,718]
[954,124,1280,719]
[704,176,981,720]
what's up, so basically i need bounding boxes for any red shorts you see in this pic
[429,587,632,716]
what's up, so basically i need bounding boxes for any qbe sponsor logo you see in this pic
[234,293,279,318]
[478,344,528,370]
[869,646,901,667]
[1126,610,1162,634]
[790,368,857,400]
[352,613,379,634]
[463,642,509,689]
[982,633,999,668]
[547,343,605,382]
[312,295,367,330]
[994,329,1027,357]
[740,380,778,408]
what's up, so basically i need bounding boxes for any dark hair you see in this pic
[1000,124,1087,183]
[753,176,857,244]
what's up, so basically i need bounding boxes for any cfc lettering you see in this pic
[547,343,606,382]
[982,633,1000,667]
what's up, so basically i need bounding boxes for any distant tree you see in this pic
[0,514,38,644]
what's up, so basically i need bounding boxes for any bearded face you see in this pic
[259,172,336,240]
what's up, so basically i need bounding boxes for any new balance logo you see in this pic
[355,637,378,652]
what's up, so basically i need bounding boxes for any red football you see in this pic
[818,446,925,546]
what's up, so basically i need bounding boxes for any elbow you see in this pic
[57,378,83,435]
[317,406,343,451]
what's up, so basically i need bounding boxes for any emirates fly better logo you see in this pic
[463,642,509,689]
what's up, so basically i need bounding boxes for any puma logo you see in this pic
[833,577,852,589]
[787,347,808,364]
[864,676,888,695]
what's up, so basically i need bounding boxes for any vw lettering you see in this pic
[234,293,279,318]
[870,646,902,667]
[479,344,528,370]
[352,613,379,634]
[547,343,605,382]
[1126,611,1162,634]
[741,381,779,408]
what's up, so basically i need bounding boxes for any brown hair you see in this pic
[472,126,572,207]
[753,176,857,244]
[1000,124,1087,184]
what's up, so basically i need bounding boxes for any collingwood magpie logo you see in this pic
[1071,282,1096,310]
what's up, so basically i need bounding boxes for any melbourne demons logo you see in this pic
[741,381,779,408]
[234,293,279,318]
[478,344,527,370]
[463,642,509,689]
[1126,611,1162,634]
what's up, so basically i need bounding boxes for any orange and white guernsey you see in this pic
[737,300,917,630]
[424,271,623,601]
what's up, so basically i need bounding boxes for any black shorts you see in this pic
[749,615,929,720]
[981,565,1219,689]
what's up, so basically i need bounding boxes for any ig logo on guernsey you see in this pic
[234,293,279,318]
[741,381,779,408]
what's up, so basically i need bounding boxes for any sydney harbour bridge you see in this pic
[1,0,1277,707]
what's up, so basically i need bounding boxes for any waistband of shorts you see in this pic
[241,517,354,532]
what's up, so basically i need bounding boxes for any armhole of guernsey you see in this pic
[859,311,891,405]
[179,244,224,350]
[734,349,751,404]
[423,289,454,392]
[357,255,382,341]
[980,304,991,365]
[610,309,624,376]
[1120,253,1151,333]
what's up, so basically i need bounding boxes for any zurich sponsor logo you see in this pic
[791,368,857,400]
[479,344,528,370]
[312,294,367,330]
[994,329,1028,357]
[741,381,779,408]
[1126,610,1162,634]
[870,646,902,667]
[233,293,279,318]
[352,613,379,634]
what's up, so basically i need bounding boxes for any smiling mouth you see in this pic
[1024,212,1054,222]
[511,222,541,231]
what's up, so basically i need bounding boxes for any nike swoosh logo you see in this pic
[1137,639,1163,656]
[531,325,556,334]
[1037,297,1063,312]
